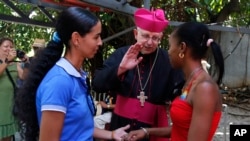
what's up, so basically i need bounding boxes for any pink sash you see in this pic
[115,95,169,141]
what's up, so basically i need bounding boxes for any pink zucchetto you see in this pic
[134,8,169,33]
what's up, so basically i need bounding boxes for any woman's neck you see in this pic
[63,55,83,72]
[183,61,203,81]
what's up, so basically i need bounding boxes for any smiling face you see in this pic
[0,39,14,58]
[78,21,102,59]
[134,28,162,54]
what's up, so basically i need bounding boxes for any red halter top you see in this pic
[170,69,221,141]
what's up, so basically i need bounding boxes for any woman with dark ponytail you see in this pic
[15,7,129,141]
[126,22,224,141]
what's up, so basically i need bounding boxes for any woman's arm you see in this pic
[16,55,29,79]
[126,127,171,141]
[188,81,219,141]
[147,127,171,137]
[0,48,16,75]
[16,62,24,80]
[0,61,8,75]
[93,125,130,140]
[39,111,65,141]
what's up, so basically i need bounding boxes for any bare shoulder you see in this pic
[190,73,222,110]
[193,72,218,92]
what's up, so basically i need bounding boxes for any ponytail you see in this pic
[210,41,224,84]
[14,40,64,141]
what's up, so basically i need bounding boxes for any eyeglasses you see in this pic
[138,30,161,43]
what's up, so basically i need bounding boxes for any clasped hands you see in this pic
[114,126,147,141]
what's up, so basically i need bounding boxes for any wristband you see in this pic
[140,127,149,139]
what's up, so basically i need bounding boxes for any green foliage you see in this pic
[0,1,57,53]
[148,0,249,50]
[0,0,249,77]
[0,21,53,53]
[226,0,250,26]
[150,0,249,26]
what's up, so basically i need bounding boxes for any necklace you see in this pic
[186,67,203,82]
[137,48,159,106]
[180,67,203,100]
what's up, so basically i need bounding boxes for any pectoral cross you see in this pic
[137,91,148,107]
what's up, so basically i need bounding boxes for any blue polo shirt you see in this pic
[36,58,94,141]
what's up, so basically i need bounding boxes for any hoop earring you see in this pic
[179,53,184,58]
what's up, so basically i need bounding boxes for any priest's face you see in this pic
[134,28,162,54]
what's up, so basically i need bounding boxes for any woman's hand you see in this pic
[113,124,130,141]
[125,129,146,141]
[20,54,29,62]
[7,48,16,62]
[98,101,107,108]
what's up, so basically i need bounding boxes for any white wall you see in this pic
[218,32,250,88]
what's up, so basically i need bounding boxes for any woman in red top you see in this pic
[125,22,224,141]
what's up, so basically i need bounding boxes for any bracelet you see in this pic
[111,131,115,140]
[140,127,149,139]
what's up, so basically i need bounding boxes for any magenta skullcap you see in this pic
[134,8,169,32]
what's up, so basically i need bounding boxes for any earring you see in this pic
[179,53,184,58]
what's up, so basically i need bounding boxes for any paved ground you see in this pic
[213,104,250,141]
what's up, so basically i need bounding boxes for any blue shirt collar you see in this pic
[56,58,87,78]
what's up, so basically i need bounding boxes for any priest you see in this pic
[92,8,184,141]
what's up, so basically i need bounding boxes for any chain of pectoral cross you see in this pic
[136,48,159,106]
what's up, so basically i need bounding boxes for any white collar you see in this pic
[56,58,87,78]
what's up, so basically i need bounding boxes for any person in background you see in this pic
[126,21,224,141]
[14,7,129,141]
[0,41,8,64]
[16,38,46,87]
[31,38,46,56]
[94,92,116,130]
[0,37,19,141]
[92,8,184,141]
[94,92,116,141]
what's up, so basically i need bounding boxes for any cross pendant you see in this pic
[137,91,148,107]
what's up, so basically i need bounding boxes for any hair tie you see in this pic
[52,32,61,43]
[206,39,214,47]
